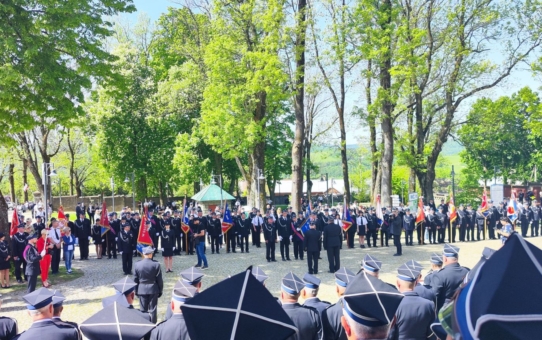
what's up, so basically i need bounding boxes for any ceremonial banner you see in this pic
[181,198,190,234]
[221,204,233,233]
[137,206,153,252]
[448,194,457,223]
[507,191,519,222]
[415,197,425,225]
[375,195,384,226]
[10,208,19,236]
[481,187,489,217]
[100,201,111,236]
[341,198,353,232]
[300,216,311,236]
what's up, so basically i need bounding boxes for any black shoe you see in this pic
[195,264,202,268]
[393,253,402,256]
[246,250,249,253]
[282,258,286,261]
[328,270,334,273]
[17,279,23,284]
[287,258,291,261]
[267,260,271,262]
[361,245,365,248]
[271,259,277,262]
[201,266,208,270]
[309,271,313,274]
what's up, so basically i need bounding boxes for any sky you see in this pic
[122,0,541,146]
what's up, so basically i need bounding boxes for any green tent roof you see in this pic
[191,184,236,202]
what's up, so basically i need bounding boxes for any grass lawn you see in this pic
[5,267,83,293]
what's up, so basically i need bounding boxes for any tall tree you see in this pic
[197,0,288,209]
[0,0,135,144]
[290,0,308,213]
[311,0,360,205]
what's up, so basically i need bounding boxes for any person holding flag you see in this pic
[222,204,236,253]
[448,194,459,243]
[415,197,426,245]
[290,213,304,260]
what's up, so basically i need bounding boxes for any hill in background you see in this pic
[308,141,465,179]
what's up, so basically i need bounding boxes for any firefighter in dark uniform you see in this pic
[16,288,79,340]
[32,216,45,236]
[431,243,469,311]
[171,210,182,254]
[208,212,221,254]
[107,212,120,259]
[303,221,321,274]
[0,295,17,339]
[75,212,91,260]
[380,208,390,247]
[150,281,195,340]
[457,204,467,242]
[301,273,330,319]
[425,208,437,244]
[12,224,28,283]
[150,210,162,254]
[390,207,403,256]
[263,215,277,262]
[277,210,292,261]
[280,272,323,340]
[322,267,355,340]
[131,212,141,256]
[134,246,164,323]
[487,200,499,240]
[532,200,541,237]
[423,252,443,287]
[323,217,342,273]
[388,263,435,340]
[436,206,447,243]
[226,210,237,253]
[237,211,251,253]
[291,213,304,260]
[51,291,82,340]
[117,222,134,275]
[465,204,476,241]
[366,208,379,247]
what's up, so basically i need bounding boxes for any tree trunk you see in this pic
[9,164,15,203]
[305,141,313,200]
[379,0,394,207]
[252,140,266,210]
[366,60,379,201]
[290,0,308,214]
[23,160,28,202]
[0,190,9,237]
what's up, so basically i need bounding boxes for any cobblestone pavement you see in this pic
[4,235,542,331]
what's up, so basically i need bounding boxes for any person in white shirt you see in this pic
[47,219,62,275]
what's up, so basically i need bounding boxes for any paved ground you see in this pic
[4,235,542,332]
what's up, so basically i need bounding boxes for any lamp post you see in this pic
[211,172,224,209]
[42,163,56,222]
[401,179,405,204]
[124,172,135,212]
[255,167,265,209]
[110,177,115,212]
[451,165,456,199]
[277,180,282,204]
[320,173,329,204]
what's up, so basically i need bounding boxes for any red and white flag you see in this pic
[10,208,20,236]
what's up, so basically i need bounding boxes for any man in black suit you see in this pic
[303,221,321,274]
[390,208,404,256]
[75,212,91,260]
[237,212,251,253]
[32,216,46,236]
[276,210,291,261]
[208,212,221,254]
[323,216,342,273]
[134,246,164,323]
[263,215,277,262]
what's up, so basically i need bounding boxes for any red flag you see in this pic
[10,208,20,236]
[341,197,353,232]
[481,187,489,217]
[415,197,425,225]
[448,194,457,223]
[57,206,66,220]
[137,206,153,246]
[100,201,112,236]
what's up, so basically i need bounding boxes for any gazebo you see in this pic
[191,184,236,212]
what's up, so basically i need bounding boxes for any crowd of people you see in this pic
[0,227,539,340]
[0,196,540,339]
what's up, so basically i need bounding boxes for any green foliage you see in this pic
[458,87,542,185]
[0,0,135,145]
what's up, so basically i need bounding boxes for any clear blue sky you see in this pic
[123,0,540,146]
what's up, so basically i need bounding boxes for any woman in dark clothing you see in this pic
[92,221,104,259]
[161,222,175,273]
[0,233,11,288]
